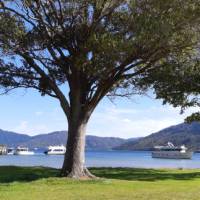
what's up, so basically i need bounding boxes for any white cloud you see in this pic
[9,102,199,138]
[87,105,199,138]
[10,107,68,136]
[122,118,132,123]
[12,121,50,135]
[14,121,28,132]
[35,111,44,116]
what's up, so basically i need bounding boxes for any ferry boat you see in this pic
[44,145,66,155]
[152,142,193,159]
[14,147,34,155]
[0,145,7,155]
[7,148,15,155]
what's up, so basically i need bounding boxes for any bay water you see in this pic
[0,151,200,169]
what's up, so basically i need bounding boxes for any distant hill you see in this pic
[23,131,127,150]
[0,129,137,150]
[0,129,31,147]
[20,131,67,148]
[3,122,200,151]
[115,122,200,151]
[86,136,126,150]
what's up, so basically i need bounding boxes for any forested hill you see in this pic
[0,129,138,150]
[115,122,200,151]
[0,129,31,147]
[3,122,200,151]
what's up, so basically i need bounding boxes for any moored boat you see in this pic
[152,142,193,159]
[14,147,34,155]
[44,145,66,155]
[7,148,15,155]
[0,145,7,155]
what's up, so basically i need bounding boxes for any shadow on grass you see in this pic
[90,167,200,182]
[0,166,59,183]
[1,166,200,183]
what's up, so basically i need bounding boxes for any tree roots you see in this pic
[60,167,97,180]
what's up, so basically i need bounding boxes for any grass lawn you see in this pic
[0,166,200,200]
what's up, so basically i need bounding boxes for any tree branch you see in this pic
[19,52,71,118]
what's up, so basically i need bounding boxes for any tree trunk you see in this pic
[60,112,94,179]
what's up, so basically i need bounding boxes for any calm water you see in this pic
[0,151,200,169]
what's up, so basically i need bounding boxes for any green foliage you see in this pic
[185,113,200,123]
[0,0,199,102]
[137,46,200,121]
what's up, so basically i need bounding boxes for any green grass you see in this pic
[1,166,200,200]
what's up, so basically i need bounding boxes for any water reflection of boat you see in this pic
[152,142,193,159]
[14,147,34,155]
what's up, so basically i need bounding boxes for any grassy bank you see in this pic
[1,166,200,200]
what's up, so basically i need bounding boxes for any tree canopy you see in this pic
[138,34,200,122]
[0,1,199,112]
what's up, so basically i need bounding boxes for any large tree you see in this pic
[0,0,199,178]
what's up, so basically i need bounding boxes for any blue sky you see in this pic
[0,89,197,138]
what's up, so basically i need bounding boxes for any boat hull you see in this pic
[7,152,14,155]
[152,151,193,159]
[44,150,65,155]
[14,151,34,155]
[45,152,65,155]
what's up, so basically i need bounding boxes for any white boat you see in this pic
[7,148,15,155]
[44,145,66,155]
[0,145,7,155]
[152,142,193,159]
[14,147,34,155]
